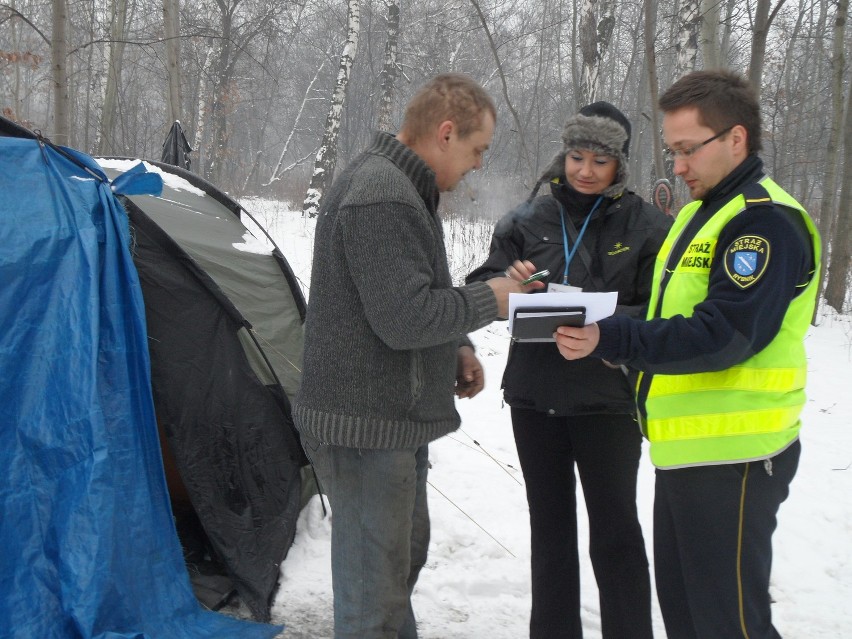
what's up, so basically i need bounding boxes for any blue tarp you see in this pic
[0,137,282,639]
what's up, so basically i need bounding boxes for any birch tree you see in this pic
[191,46,214,176]
[578,0,615,105]
[302,0,360,218]
[377,0,400,133]
[675,0,700,76]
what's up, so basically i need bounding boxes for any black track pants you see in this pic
[654,440,800,639]
[512,407,653,639]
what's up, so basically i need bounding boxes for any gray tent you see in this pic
[99,157,308,621]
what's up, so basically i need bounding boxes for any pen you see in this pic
[521,269,550,285]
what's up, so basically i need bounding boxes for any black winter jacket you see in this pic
[467,182,671,416]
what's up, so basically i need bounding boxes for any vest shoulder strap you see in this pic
[741,181,772,209]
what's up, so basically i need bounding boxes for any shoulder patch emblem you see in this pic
[724,235,770,289]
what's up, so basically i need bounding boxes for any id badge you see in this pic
[548,282,582,293]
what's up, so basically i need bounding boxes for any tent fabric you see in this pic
[161,121,192,171]
[0,132,282,639]
[113,159,306,400]
[98,158,307,621]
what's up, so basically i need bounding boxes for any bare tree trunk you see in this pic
[700,0,721,69]
[97,0,129,155]
[824,84,852,312]
[749,0,788,98]
[527,0,553,179]
[51,0,69,145]
[84,1,98,153]
[302,0,360,218]
[629,53,647,181]
[578,0,615,104]
[720,0,736,62]
[9,0,22,121]
[818,0,846,232]
[163,0,182,126]
[469,0,532,177]
[630,53,649,188]
[823,0,850,312]
[772,0,807,189]
[208,0,235,185]
[377,0,400,132]
[644,0,665,182]
[675,0,701,76]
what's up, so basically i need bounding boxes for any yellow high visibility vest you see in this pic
[641,177,821,469]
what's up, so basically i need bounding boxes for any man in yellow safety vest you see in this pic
[554,69,820,638]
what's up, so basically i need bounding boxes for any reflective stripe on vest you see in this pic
[643,177,821,469]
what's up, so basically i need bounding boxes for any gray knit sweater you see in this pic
[293,132,498,449]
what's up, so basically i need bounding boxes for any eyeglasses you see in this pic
[662,126,733,161]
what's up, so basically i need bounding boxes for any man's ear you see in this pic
[437,120,454,150]
[730,124,748,155]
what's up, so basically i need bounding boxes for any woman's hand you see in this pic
[504,259,539,282]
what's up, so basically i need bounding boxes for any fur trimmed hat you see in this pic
[538,101,631,199]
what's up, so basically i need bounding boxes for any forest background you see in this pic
[2,0,852,310]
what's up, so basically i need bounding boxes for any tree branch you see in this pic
[0,4,50,45]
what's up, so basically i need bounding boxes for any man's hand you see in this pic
[486,260,546,319]
[554,323,601,360]
[455,345,484,399]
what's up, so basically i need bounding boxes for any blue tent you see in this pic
[0,131,283,639]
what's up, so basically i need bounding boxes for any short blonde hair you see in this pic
[401,73,496,144]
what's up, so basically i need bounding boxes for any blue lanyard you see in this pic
[559,195,603,284]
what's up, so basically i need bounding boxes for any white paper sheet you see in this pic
[507,291,618,334]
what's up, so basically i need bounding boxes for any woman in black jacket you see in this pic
[467,102,671,639]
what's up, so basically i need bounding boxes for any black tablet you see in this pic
[511,306,586,342]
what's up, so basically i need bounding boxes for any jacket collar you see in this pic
[700,154,765,207]
[367,132,440,214]
[550,179,621,222]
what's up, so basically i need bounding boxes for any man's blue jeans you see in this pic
[301,433,430,639]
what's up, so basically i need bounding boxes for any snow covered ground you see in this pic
[241,201,852,638]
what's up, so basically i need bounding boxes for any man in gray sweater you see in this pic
[293,74,539,638]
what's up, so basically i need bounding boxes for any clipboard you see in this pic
[511,306,586,342]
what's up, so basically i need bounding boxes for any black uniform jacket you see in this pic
[592,157,815,420]
[467,183,672,416]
